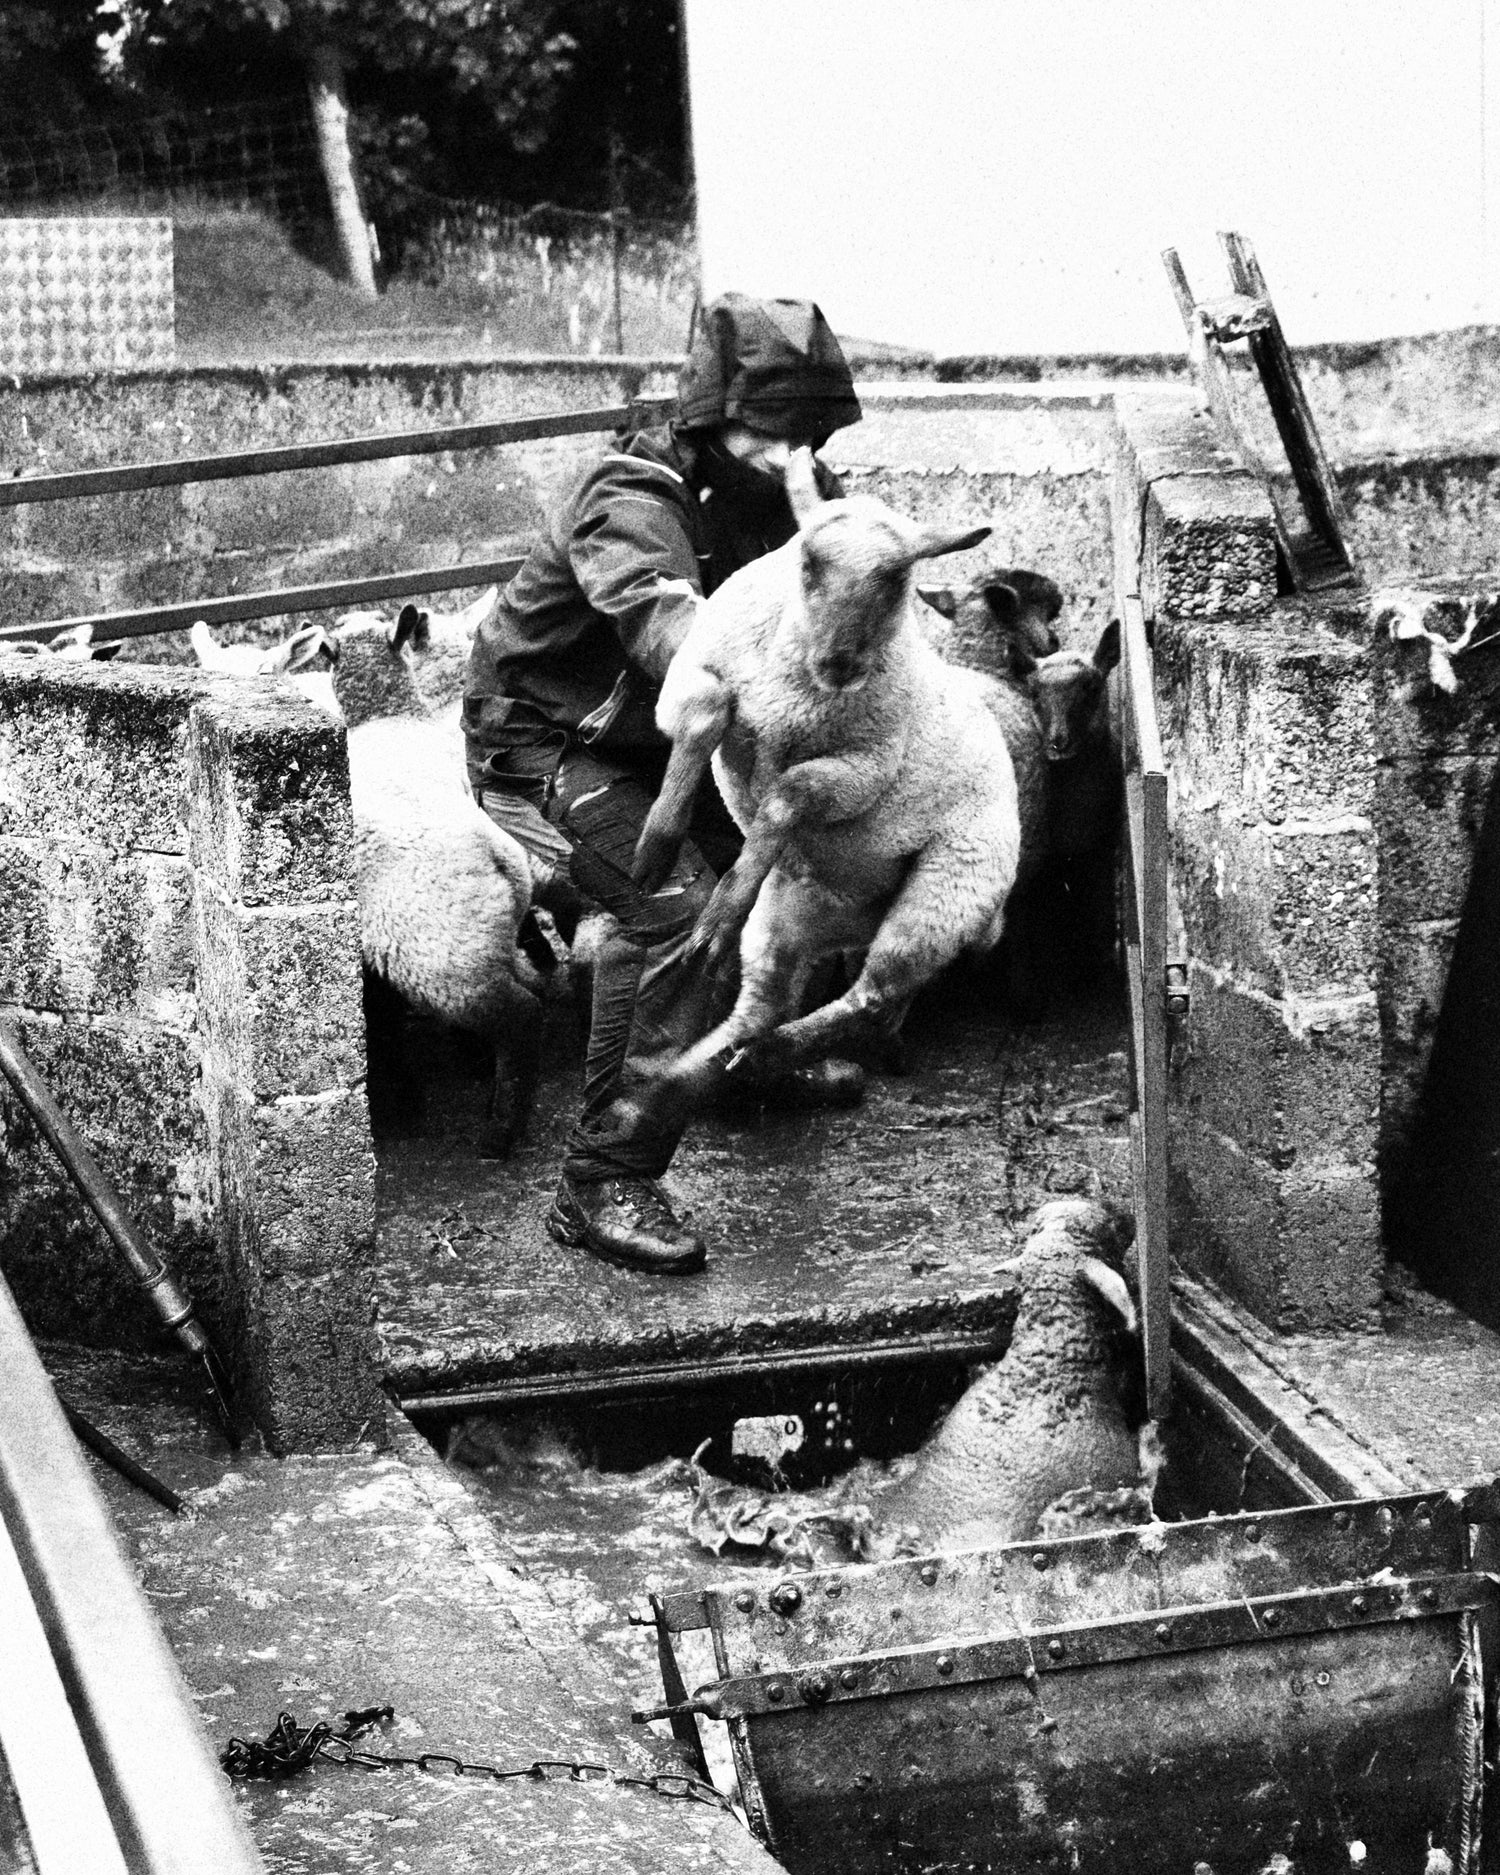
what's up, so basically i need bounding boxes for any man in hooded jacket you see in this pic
[463,294,864,1276]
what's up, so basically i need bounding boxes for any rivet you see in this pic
[1047,1639,1065,1660]
[1416,1509,1432,1529]
[936,1655,954,1676]
[1155,1622,1172,1644]
[767,1682,785,1703]
[1351,1594,1367,1614]
[800,1672,831,1705]
[825,1580,842,1598]
[769,1582,803,1616]
[1332,1510,1350,1529]
[1032,1552,1049,1572]
[734,1591,755,1613]
[1262,1607,1281,1629]
[840,1669,858,1690]
[1243,1523,1260,1543]
[1316,1671,1331,1687]
[919,1563,938,1587]
[1420,1587,1437,1608]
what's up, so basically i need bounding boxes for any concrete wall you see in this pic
[0,657,382,1452]
[1119,391,1500,1332]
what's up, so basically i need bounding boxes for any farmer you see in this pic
[463,293,864,1276]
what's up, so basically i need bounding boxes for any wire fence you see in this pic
[0,97,327,223]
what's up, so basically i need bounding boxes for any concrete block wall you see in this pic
[0,657,382,1451]
[1116,392,1385,1331]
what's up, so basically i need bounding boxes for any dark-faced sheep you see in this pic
[627,451,1020,1114]
[917,568,1064,671]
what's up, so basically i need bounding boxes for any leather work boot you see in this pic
[547,1175,708,1275]
[717,1054,867,1114]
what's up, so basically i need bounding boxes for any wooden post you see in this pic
[305,40,378,297]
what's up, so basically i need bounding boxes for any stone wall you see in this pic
[0,657,381,1451]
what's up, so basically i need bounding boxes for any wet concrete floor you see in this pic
[370,966,1135,1404]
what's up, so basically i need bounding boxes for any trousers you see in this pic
[481,746,740,1185]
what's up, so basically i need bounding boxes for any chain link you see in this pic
[221,1707,737,1819]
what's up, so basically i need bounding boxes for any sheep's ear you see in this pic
[1094,618,1122,673]
[916,584,959,620]
[1077,1256,1137,1335]
[91,639,123,661]
[906,520,992,564]
[270,623,336,674]
[784,448,824,527]
[188,621,218,665]
[980,580,1023,627]
[393,603,430,652]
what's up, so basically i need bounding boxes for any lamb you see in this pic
[189,619,338,713]
[916,567,1064,672]
[868,1197,1145,1553]
[627,449,1021,1113]
[325,587,495,728]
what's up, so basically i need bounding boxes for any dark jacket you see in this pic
[463,425,838,790]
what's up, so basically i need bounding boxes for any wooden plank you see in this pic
[0,400,668,508]
[0,554,528,645]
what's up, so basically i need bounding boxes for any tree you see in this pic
[125,0,575,290]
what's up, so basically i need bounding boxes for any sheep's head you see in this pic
[917,569,1064,663]
[1012,618,1121,762]
[330,586,498,726]
[1000,1196,1139,1330]
[785,449,990,694]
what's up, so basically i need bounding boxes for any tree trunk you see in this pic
[305,40,378,297]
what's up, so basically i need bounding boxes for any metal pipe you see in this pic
[396,1328,1015,1419]
[0,1019,237,1439]
[0,1272,265,1875]
[56,1395,185,1516]
[0,400,668,509]
[0,554,528,646]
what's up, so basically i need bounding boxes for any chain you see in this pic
[221,1707,737,1818]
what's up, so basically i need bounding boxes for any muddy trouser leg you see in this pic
[551,754,727,1186]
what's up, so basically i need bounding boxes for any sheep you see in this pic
[916,567,1063,672]
[4,624,121,662]
[189,619,338,714]
[329,598,549,1154]
[192,599,545,1156]
[626,449,1021,1116]
[869,1197,1145,1553]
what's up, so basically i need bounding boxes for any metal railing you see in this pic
[1116,584,1172,1420]
[0,393,673,646]
[0,1272,263,1875]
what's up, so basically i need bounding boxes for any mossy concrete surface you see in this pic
[38,1339,772,1875]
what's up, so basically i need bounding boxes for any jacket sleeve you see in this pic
[564,455,704,687]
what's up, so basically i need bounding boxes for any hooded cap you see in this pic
[676,293,861,443]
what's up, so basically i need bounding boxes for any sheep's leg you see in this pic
[624,874,856,1129]
[632,664,730,890]
[689,749,895,965]
[751,843,1012,1071]
[477,976,545,1159]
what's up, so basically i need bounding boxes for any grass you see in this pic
[172,200,699,365]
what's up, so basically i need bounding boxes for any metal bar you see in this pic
[1218,231,1358,591]
[0,1511,131,1875]
[0,402,655,508]
[1118,593,1170,1419]
[0,1271,264,1875]
[0,555,528,646]
[56,1394,185,1515]
[395,1327,1016,1418]
[0,1019,237,1436]
[698,1573,1495,1719]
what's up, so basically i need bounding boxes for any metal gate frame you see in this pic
[0,392,671,646]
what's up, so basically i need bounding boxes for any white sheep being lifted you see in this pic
[629,451,1021,1115]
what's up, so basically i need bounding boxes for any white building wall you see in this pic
[683,0,1497,354]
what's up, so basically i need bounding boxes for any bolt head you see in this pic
[769,1581,803,1616]
[766,1682,785,1704]
[800,1672,832,1704]
[1047,1638,1065,1660]
[936,1655,954,1676]
[919,1563,938,1586]
[1420,1587,1438,1608]
[734,1590,755,1613]
[1032,1551,1049,1572]
[1262,1607,1281,1628]
[1155,1622,1172,1643]
[840,1668,858,1690]
[1351,1594,1367,1613]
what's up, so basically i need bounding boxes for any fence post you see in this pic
[305,40,378,296]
